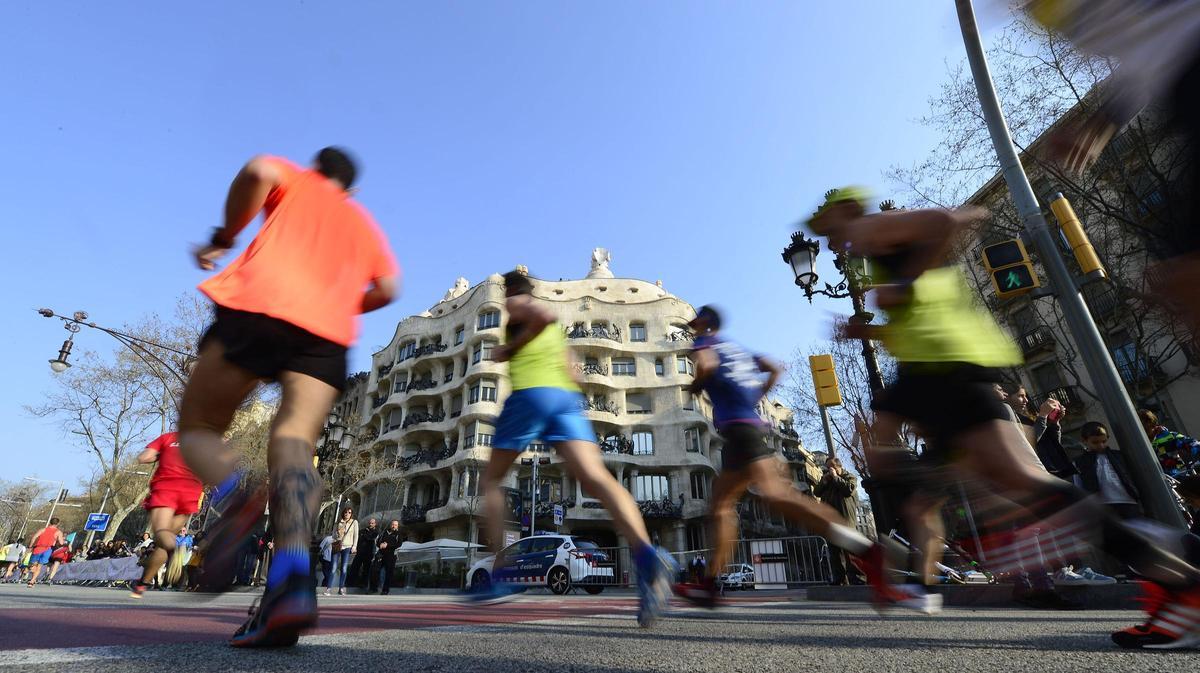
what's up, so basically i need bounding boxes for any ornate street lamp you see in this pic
[782,232,820,290]
[37,308,195,385]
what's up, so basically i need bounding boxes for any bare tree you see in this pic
[0,481,42,542]
[889,13,1194,411]
[783,319,901,478]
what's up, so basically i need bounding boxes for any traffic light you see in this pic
[1049,193,1106,281]
[809,354,842,407]
[982,238,1040,299]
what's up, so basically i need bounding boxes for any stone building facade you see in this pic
[342,252,819,553]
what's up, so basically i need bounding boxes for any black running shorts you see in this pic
[201,306,348,391]
[871,363,1010,462]
[718,423,774,473]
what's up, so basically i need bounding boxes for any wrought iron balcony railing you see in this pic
[1038,386,1081,409]
[667,329,694,342]
[407,378,438,392]
[402,411,446,429]
[574,363,609,376]
[782,449,807,463]
[580,398,620,415]
[599,436,634,455]
[412,343,449,359]
[778,424,799,439]
[565,325,622,342]
[371,397,385,409]
[1019,327,1056,356]
[534,499,577,516]
[377,363,394,377]
[638,496,683,519]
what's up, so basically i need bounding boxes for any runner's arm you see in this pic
[218,156,284,243]
[361,275,398,313]
[756,355,783,400]
[136,447,159,464]
[688,348,718,395]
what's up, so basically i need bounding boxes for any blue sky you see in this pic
[2,2,984,489]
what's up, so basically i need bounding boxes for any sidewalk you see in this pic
[806,583,1142,609]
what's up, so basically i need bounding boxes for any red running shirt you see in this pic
[32,526,59,553]
[147,432,202,491]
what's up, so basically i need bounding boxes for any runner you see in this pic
[1016,1,1200,333]
[179,147,399,647]
[129,430,204,599]
[471,270,675,627]
[25,518,64,588]
[811,187,1200,649]
[1,540,25,582]
[670,306,937,613]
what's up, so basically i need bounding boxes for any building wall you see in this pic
[340,259,817,553]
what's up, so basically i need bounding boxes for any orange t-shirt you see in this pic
[199,157,398,347]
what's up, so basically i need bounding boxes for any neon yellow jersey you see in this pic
[879,267,1023,367]
[508,325,581,392]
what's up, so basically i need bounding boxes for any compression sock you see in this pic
[266,544,311,590]
[826,523,872,556]
[633,541,659,576]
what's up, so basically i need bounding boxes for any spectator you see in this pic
[2,540,26,582]
[134,532,153,556]
[348,517,379,588]
[325,508,358,597]
[1138,409,1200,475]
[689,555,707,583]
[1002,385,1077,481]
[1074,422,1143,520]
[372,520,403,595]
[813,457,866,586]
[318,534,334,590]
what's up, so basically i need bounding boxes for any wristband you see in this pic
[210,228,235,249]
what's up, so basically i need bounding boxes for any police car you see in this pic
[718,563,756,590]
[467,535,615,595]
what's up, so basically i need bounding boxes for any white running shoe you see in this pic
[1053,567,1088,586]
[1076,567,1117,586]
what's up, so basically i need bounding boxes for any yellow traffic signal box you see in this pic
[809,354,843,407]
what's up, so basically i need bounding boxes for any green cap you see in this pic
[805,185,872,234]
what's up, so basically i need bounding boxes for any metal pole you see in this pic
[954,0,1184,527]
[18,497,37,541]
[819,406,836,456]
[957,482,986,564]
[530,459,539,537]
[44,481,64,526]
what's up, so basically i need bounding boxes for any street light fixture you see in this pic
[37,308,195,385]
[782,232,820,290]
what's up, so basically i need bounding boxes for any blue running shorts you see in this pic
[492,387,595,450]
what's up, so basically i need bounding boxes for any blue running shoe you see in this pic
[636,547,677,627]
[465,581,526,605]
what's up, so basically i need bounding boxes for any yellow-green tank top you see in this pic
[508,325,581,392]
[880,266,1023,367]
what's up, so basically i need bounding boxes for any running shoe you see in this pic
[1053,567,1088,586]
[464,581,526,605]
[1112,581,1200,650]
[855,541,940,614]
[130,581,149,599]
[229,574,318,648]
[636,547,677,628]
[195,480,267,594]
[673,576,720,609]
[1076,567,1117,586]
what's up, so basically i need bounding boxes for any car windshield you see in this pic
[571,538,600,550]
[725,565,745,573]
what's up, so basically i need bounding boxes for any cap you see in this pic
[688,305,722,331]
[805,185,872,234]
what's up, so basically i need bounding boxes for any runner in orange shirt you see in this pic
[179,147,399,647]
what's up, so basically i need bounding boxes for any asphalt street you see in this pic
[0,583,1192,672]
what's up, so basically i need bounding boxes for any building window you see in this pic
[626,392,652,415]
[478,310,501,330]
[630,323,647,342]
[464,434,476,449]
[676,355,694,376]
[612,357,636,376]
[690,472,707,499]
[482,381,498,402]
[454,326,465,345]
[632,431,654,455]
[478,433,494,447]
[469,383,481,404]
[482,341,495,361]
[460,468,480,497]
[472,343,482,364]
[655,358,664,376]
[684,427,701,453]
[1109,329,1151,384]
[633,474,669,501]
[528,441,549,454]
[451,394,463,417]
[519,476,562,503]
[469,421,495,447]
[444,365,454,383]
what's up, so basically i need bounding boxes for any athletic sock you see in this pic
[211,471,244,505]
[826,523,872,556]
[266,545,310,590]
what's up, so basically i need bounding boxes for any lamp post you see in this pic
[520,456,551,536]
[36,308,195,387]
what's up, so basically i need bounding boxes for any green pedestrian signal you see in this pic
[982,239,1039,299]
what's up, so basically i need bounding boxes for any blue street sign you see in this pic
[84,513,111,532]
[552,504,564,526]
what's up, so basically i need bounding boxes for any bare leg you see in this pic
[177,341,261,486]
[27,563,42,586]
[47,562,60,581]
[480,450,520,553]
[268,372,338,555]
[706,469,752,573]
[745,458,858,540]
[902,492,947,585]
[140,509,188,585]
[554,440,652,548]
